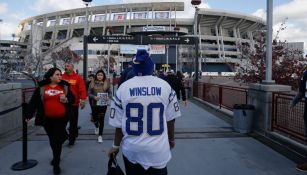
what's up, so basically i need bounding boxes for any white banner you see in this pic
[155,12,169,19]
[149,45,165,54]
[94,15,105,22]
[133,12,147,19]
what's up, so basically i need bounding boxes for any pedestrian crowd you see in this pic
[25,50,189,175]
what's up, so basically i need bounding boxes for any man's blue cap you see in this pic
[132,49,154,76]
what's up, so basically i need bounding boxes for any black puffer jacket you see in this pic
[164,74,186,101]
[26,80,75,126]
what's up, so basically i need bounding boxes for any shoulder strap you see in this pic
[40,86,44,102]
[64,85,68,96]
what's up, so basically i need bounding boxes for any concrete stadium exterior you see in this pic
[17,1,265,74]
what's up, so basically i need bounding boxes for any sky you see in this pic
[0,0,306,53]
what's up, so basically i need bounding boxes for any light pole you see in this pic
[191,0,201,81]
[82,0,92,81]
[263,0,275,84]
[0,19,2,80]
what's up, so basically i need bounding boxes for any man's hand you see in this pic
[108,146,119,158]
[169,139,175,149]
[79,99,86,109]
[94,96,100,101]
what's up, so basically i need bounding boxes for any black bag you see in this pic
[107,156,125,175]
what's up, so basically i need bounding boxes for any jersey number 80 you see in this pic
[126,102,164,136]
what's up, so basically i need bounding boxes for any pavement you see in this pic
[0,100,305,175]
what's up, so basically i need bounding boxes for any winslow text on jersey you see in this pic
[129,87,162,96]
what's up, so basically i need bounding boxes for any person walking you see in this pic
[108,49,181,175]
[291,70,307,172]
[26,68,74,174]
[62,62,87,146]
[88,70,110,143]
[164,70,187,107]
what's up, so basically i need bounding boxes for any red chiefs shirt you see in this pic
[62,72,87,106]
[44,85,66,118]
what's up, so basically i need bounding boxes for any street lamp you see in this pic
[82,0,92,81]
[191,0,201,81]
[263,0,275,84]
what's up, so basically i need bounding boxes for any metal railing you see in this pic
[272,92,305,141]
[193,82,248,111]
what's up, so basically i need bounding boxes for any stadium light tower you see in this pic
[191,0,201,81]
[82,0,92,81]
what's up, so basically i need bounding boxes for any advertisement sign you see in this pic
[155,12,169,19]
[133,12,147,19]
[149,45,165,54]
[143,26,165,32]
[114,14,126,21]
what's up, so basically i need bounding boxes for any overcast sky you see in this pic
[0,0,306,53]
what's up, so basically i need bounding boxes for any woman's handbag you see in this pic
[107,156,125,175]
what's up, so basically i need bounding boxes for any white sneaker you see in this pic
[98,136,103,143]
[94,128,99,135]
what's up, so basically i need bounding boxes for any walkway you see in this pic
[0,100,303,175]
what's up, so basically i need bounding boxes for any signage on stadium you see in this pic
[143,26,165,31]
[88,35,196,45]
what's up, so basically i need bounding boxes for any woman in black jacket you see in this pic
[26,67,74,174]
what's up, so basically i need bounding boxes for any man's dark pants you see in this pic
[123,155,167,175]
[68,106,79,144]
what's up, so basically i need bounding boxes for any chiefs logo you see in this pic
[67,79,77,86]
[45,90,64,96]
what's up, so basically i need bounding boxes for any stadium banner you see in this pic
[133,12,147,19]
[62,18,70,25]
[143,26,165,32]
[94,15,105,22]
[120,44,149,54]
[155,12,169,19]
[149,45,165,54]
[114,13,126,21]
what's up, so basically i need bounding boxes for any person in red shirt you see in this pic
[26,67,74,174]
[62,63,87,146]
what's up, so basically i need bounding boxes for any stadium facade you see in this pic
[16,2,265,75]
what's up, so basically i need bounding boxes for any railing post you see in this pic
[219,86,222,109]
[11,89,38,171]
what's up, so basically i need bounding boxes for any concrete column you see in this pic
[220,27,225,58]
[248,84,291,133]
[215,26,221,58]
[0,83,22,135]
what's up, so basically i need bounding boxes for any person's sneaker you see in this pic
[53,165,61,174]
[95,128,99,135]
[296,162,307,172]
[98,136,103,143]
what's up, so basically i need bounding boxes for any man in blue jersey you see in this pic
[108,49,181,175]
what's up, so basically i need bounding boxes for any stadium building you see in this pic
[16,1,265,75]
